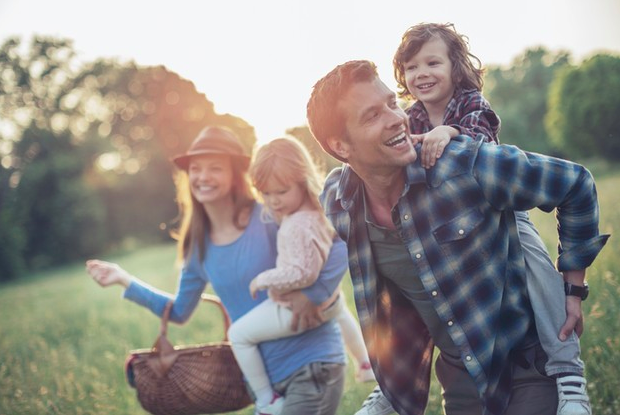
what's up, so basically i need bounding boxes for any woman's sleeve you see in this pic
[302,236,348,305]
[123,249,207,323]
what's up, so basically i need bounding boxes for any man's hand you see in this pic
[275,290,324,332]
[559,296,584,340]
[559,270,587,340]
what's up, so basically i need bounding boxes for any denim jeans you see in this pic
[435,343,557,415]
[516,210,585,376]
[273,362,345,415]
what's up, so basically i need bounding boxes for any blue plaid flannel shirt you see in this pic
[408,88,501,144]
[321,136,609,415]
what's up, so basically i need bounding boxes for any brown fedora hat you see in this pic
[172,126,251,170]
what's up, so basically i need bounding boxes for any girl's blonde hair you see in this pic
[171,128,255,265]
[250,137,333,232]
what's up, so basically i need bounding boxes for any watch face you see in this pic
[565,282,589,300]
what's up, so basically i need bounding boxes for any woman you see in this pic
[86,126,347,415]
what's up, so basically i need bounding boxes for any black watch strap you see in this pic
[564,282,589,301]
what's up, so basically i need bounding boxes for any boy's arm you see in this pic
[449,92,500,144]
[419,92,499,169]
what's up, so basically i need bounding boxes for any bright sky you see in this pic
[1,0,619,143]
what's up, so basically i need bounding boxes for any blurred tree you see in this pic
[546,54,620,161]
[0,36,256,279]
[484,47,571,154]
[286,125,342,176]
[9,127,107,270]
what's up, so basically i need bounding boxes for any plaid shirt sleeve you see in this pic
[471,139,610,270]
[447,90,501,144]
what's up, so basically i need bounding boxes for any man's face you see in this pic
[332,78,416,175]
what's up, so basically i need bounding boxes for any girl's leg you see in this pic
[228,298,298,406]
[515,211,584,376]
[328,292,374,382]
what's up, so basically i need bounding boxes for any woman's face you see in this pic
[187,154,235,206]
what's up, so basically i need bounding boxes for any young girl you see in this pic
[86,126,348,415]
[227,137,374,415]
[390,22,588,415]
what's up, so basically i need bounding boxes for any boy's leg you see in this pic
[273,362,345,415]
[515,211,584,377]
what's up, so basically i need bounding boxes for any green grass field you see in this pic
[1,170,618,415]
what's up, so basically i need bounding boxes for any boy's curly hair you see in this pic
[393,22,484,101]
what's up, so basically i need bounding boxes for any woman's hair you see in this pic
[249,137,331,227]
[171,129,255,264]
[393,22,485,101]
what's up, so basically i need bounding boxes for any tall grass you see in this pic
[1,171,618,415]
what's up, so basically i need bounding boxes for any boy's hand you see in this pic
[419,126,455,169]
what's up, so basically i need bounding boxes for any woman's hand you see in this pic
[85,259,132,288]
[275,290,324,331]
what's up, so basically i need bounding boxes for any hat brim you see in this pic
[172,150,250,171]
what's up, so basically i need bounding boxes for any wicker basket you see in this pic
[125,294,252,415]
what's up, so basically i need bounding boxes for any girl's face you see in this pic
[187,154,235,206]
[403,37,455,111]
[260,178,307,221]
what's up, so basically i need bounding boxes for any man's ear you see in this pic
[326,136,350,160]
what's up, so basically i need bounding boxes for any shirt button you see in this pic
[447,320,454,326]
[465,355,472,361]
[403,214,410,220]
[431,290,438,297]
[415,253,422,259]
[458,229,465,235]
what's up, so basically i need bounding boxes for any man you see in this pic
[306,60,609,415]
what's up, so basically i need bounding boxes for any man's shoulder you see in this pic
[427,136,484,186]
[321,167,344,205]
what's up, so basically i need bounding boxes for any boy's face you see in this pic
[328,77,416,175]
[403,37,455,111]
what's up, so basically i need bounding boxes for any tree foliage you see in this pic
[0,36,255,281]
[546,54,620,161]
[484,47,571,154]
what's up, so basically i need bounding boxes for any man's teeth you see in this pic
[386,133,406,147]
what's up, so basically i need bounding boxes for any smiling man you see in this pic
[306,60,609,415]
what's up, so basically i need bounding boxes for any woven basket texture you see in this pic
[126,295,252,415]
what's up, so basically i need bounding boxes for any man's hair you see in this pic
[393,22,484,101]
[306,60,379,162]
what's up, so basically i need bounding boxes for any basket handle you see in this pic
[157,293,232,347]
[150,294,232,377]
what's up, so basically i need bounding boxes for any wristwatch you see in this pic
[564,282,589,301]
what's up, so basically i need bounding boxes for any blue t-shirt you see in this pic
[124,203,347,383]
